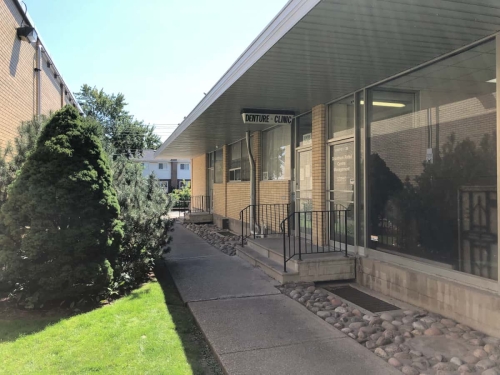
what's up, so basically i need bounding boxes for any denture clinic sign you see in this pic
[241,112,294,125]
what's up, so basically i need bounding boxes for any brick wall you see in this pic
[227,182,250,220]
[191,154,207,197]
[0,0,70,150]
[259,181,290,205]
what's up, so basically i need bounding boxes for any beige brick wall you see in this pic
[0,0,68,150]
[191,154,206,197]
[227,182,250,220]
[259,181,290,205]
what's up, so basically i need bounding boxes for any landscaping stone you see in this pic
[474,349,489,359]
[281,284,500,374]
[380,313,393,321]
[388,358,402,367]
[413,321,427,331]
[375,348,390,359]
[469,338,485,346]
[401,365,419,375]
[183,223,240,255]
[450,357,463,366]
[425,327,443,336]
[433,362,457,371]
[458,364,475,373]
[317,311,331,318]
[382,321,397,331]
[476,359,496,371]
[485,344,497,354]
[482,369,500,375]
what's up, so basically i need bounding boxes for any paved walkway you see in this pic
[164,224,400,375]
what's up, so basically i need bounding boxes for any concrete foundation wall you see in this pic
[358,256,500,337]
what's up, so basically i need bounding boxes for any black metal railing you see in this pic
[280,210,349,272]
[190,195,211,213]
[173,199,190,212]
[240,204,290,246]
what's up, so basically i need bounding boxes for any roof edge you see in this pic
[155,0,321,159]
[13,0,83,113]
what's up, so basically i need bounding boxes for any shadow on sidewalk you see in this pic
[154,261,223,375]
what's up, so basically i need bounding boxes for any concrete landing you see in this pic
[163,224,401,375]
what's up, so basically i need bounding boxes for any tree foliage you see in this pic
[76,84,161,157]
[111,157,172,293]
[0,106,124,306]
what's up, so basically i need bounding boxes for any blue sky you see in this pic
[26,0,287,139]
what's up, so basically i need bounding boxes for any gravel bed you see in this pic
[183,223,244,256]
[281,283,500,375]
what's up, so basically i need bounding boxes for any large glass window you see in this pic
[229,139,250,182]
[262,125,291,180]
[329,95,355,139]
[367,40,497,280]
[296,112,312,147]
[214,149,223,183]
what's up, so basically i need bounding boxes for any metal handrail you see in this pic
[280,209,350,272]
[240,204,290,246]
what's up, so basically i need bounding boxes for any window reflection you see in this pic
[367,40,498,280]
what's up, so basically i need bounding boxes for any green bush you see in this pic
[111,157,173,294]
[0,106,124,307]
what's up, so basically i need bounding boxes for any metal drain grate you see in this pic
[324,286,398,313]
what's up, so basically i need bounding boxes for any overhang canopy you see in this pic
[156,0,500,159]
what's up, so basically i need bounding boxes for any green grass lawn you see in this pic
[0,266,221,375]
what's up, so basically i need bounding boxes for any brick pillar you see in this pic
[312,104,327,245]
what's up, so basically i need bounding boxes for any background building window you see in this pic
[367,40,497,280]
[262,125,291,180]
[158,163,164,170]
[214,149,223,183]
[180,163,189,170]
[229,139,250,181]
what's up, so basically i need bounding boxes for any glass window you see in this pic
[262,125,291,180]
[180,163,189,170]
[329,95,355,139]
[159,163,164,169]
[229,139,250,182]
[357,92,365,246]
[297,112,312,147]
[367,40,497,280]
[214,149,223,183]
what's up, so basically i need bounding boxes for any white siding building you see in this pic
[135,150,191,192]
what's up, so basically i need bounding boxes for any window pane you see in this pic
[329,95,355,139]
[297,112,312,147]
[262,125,291,180]
[241,139,250,181]
[367,40,497,280]
[358,92,365,246]
[230,141,241,170]
[214,149,223,183]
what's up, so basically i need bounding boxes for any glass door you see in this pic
[296,149,312,238]
[329,139,355,245]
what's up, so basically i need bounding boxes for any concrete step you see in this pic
[237,246,300,284]
[247,238,299,272]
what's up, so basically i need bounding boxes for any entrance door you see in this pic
[296,149,312,238]
[329,139,355,245]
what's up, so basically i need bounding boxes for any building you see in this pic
[0,0,81,150]
[137,150,190,192]
[156,0,500,336]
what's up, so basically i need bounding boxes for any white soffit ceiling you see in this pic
[157,0,500,158]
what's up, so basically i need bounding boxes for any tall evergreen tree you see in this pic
[0,106,124,306]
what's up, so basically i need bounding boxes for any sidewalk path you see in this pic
[164,224,400,375]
